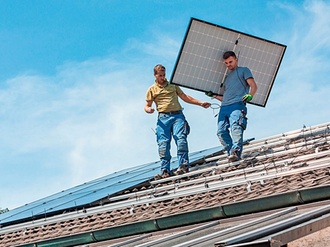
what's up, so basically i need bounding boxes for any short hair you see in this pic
[154,64,166,74]
[223,51,237,60]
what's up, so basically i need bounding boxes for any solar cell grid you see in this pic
[170,18,286,107]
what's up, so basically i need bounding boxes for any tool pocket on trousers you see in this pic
[184,120,190,135]
[238,110,248,130]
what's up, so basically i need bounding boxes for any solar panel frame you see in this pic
[170,18,287,107]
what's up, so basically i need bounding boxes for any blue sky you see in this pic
[1,0,330,210]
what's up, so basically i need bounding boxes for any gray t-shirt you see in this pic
[222,67,253,106]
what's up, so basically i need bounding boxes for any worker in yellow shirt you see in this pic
[145,64,210,179]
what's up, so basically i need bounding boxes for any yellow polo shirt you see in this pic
[146,81,183,113]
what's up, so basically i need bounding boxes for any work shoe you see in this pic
[228,149,240,162]
[174,164,189,175]
[154,169,171,180]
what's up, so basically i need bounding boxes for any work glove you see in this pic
[242,94,253,102]
[205,91,215,98]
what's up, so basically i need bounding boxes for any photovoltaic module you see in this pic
[170,18,286,107]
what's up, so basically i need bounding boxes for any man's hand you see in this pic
[205,91,215,98]
[201,102,211,108]
[242,94,253,102]
[145,106,155,114]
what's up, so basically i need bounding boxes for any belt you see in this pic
[159,110,182,116]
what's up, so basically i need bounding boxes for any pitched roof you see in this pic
[1,122,330,247]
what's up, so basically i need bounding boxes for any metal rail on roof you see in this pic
[150,138,330,186]
[93,136,330,211]
[171,207,297,247]
[106,155,328,210]
[179,124,330,180]
[159,161,329,203]
[223,240,271,247]
[108,233,152,247]
[243,122,330,148]
[246,122,329,146]
[189,123,329,171]
[134,221,219,247]
[209,129,330,165]
[92,156,330,213]
[132,149,330,202]
[214,204,330,247]
[259,212,330,247]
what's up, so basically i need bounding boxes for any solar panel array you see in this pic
[0,147,222,225]
[170,18,286,107]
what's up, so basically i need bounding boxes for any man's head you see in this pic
[154,64,166,84]
[223,51,238,71]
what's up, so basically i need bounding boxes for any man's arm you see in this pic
[241,78,258,102]
[246,78,257,96]
[213,95,223,102]
[144,100,155,114]
[179,93,211,108]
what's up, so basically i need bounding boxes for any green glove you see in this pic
[242,94,253,102]
[205,91,215,98]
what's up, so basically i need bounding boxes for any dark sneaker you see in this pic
[228,150,240,162]
[174,164,189,175]
[154,169,171,180]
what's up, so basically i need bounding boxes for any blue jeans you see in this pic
[156,112,189,172]
[217,101,247,158]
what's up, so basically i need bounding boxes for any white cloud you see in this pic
[245,0,330,138]
[0,56,159,208]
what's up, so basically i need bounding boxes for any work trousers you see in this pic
[217,101,247,158]
[156,112,189,172]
